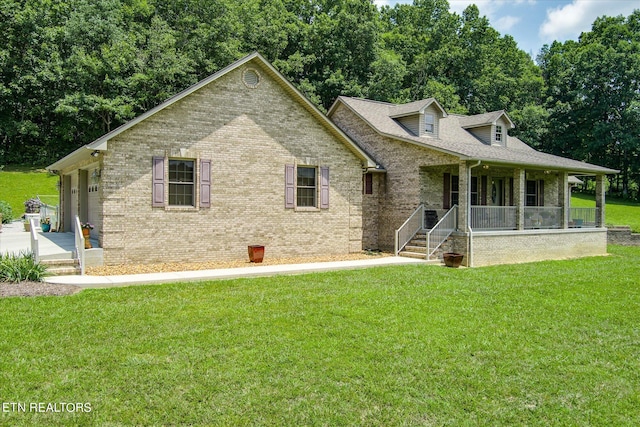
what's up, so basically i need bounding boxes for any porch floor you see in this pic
[0,220,99,258]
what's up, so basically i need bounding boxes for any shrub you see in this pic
[0,200,12,223]
[0,251,49,283]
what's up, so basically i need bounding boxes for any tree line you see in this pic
[1,0,638,198]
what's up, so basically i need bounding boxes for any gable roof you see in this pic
[48,52,380,171]
[389,98,447,118]
[328,96,617,175]
[459,110,515,129]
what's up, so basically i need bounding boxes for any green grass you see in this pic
[0,166,59,220]
[1,246,639,426]
[572,193,640,232]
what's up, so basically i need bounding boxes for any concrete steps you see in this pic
[398,231,447,263]
[41,258,81,276]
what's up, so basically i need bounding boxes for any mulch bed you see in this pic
[0,281,81,298]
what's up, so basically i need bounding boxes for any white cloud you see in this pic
[540,0,638,42]
[495,15,521,32]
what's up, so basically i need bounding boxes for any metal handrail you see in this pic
[74,216,85,275]
[395,204,425,255]
[427,205,458,259]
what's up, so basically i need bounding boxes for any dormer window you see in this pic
[495,125,503,143]
[424,114,435,134]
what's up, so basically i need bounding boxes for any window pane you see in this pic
[168,160,195,206]
[425,114,434,133]
[297,167,315,187]
[297,166,316,207]
[297,188,316,207]
[451,175,459,192]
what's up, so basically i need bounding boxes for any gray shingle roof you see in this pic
[389,98,446,118]
[329,97,617,175]
[458,110,513,128]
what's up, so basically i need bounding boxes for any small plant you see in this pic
[0,200,12,223]
[41,217,51,225]
[23,198,41,214]
[81,222,94,230]
[0,251,49,283]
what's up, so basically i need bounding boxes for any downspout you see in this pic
[467,161,482,267]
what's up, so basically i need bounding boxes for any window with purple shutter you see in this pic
[320,166,329,209]
[200,159,211,208]
[152,156,165,207]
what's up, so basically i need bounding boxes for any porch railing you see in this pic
[395,204,424,255]
[74,215,85,275]
[37,195,59,232]
[569,207,599,228]
[29,217,40,263]
[524,207,562,229]
[470,206,517,230]
[427,205,458,259]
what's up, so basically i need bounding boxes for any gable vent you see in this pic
[243,68,261,88]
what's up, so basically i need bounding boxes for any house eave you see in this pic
[47,145,97,172]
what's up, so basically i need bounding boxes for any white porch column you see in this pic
[514,168,525,230]
[558,171,569,229]
[458,161,468,232]
[595,174,606,227]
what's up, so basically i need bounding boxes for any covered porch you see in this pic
[396,161,610,266]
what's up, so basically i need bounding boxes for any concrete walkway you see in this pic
[44,256,431,288]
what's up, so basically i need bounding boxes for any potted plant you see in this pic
[443,252,464,268]
[41,217,51,232]
[24,198,41,214]
[81,222,94,248]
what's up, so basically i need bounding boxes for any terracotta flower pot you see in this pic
[82,228,92,249]
[248,245,265,263]
[443,252,464,268]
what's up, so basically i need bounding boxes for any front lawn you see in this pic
[1,246,639,425]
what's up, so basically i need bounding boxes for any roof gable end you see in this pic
[459,110,515,129]
[389,98,447,118]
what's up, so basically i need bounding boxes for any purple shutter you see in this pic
[152,156,165,207]
[443,173,451,209]
[320,166,330,209]
[285,164,295,208]
[364,173,373,195]
[200,159,211,208]
[481,176,488,206]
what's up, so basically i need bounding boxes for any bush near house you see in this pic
[0,251,48,282]
[0,201,13,224]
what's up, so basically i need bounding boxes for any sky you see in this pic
[374,0,639,57]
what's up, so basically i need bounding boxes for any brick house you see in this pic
[328,97,617,266]
[47,53,381,265]
[48,53,616,268]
